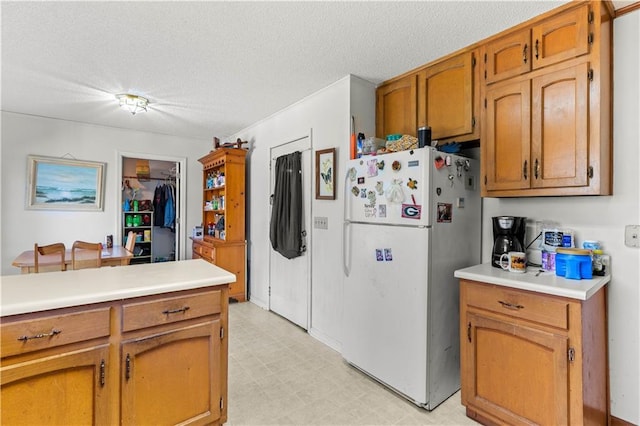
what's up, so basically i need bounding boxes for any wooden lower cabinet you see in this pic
[193,238,246,302]
[460,279,608,425]
[1,285,229,426]
[1,344,110,425]
[121,321,221,425]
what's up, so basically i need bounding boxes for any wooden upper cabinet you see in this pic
[376,74,417,138]
[484,3,590,84]
[531,62,589,189]
[481,1,611,197]
[483,77,531,192]
[532,4,590,70]
[483,30,531,84]
[418,50,479,142]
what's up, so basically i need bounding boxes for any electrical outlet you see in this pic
[314,216,328,230]
[625,225,640,248]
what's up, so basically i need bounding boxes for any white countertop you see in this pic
[1,259,236,317]
[454,262,610,300]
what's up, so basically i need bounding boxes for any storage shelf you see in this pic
[123,211,153,265]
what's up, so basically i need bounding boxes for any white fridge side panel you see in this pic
[342,223,429,405]
[427,152,481,407]
[345,148,432,227]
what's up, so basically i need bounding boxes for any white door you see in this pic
[269,136,311,329]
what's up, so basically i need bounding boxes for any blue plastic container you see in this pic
[555,248,592,280]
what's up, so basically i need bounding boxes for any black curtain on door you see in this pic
[270,151,305,259]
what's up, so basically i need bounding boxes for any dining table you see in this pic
[11,246,134,274]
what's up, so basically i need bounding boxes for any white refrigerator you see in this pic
[342,147,481,410]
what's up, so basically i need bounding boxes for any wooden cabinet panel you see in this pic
[465,282,569,329]
[215,243,244,301]
[483,29,531,84]
[464,313,569,425]
[1,307,111,357]
[122,290,222,332]
[531,62,589,189]
[121,321,221,426]
[483,78,531,192]
[376,74,418,138]
[418,50,478,141]
[532,4,590,69]
[1,344,110,425]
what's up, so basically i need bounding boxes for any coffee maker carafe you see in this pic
[492,216,526,268]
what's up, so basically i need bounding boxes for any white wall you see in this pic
[232,75,375,350]
[482,11,640,423]
[0,112,210,275]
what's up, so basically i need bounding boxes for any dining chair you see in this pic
[71,241,103,270]
[125,231,136,253]
[34,242,66,273]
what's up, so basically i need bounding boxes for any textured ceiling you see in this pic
[2,1,624,141]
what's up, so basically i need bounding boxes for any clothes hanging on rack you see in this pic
[163,183,175,229]
[153,182,176,230]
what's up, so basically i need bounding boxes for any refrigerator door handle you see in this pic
[343,221,351,277]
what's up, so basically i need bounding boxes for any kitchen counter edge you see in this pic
[454,263,610,300]
[1,259,236,317]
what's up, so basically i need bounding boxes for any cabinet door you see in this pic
[1,344,110,425]
[376,74,418,138]
[532,4,590,70]
[483,29,531,84]
[483,78,531,192]
[531,62,589,189]
[419,51,477,141]
[463,312,569,425]
[121,321,221,426]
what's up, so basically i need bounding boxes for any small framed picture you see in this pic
[315,148,336,200]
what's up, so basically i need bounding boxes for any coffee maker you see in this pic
[492,216,526,268]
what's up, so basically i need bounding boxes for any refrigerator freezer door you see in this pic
[342,222,429,405]
[345,148,432,227]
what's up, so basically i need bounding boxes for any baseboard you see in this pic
[611,415,637,426]
[308,327,341,353]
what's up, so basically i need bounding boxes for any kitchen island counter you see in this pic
[1,259,234,425]
[1,259,235,316]
[454,262,610,300]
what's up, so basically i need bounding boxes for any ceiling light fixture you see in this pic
[116,93,148,115]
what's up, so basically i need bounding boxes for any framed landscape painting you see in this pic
[26,155,106,211]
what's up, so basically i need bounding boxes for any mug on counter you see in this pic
[500,251,527,273]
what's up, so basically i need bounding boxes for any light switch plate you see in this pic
[624,225,640,248]
[314,216,328,230]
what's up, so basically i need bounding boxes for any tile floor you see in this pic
[227,301,479,425]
